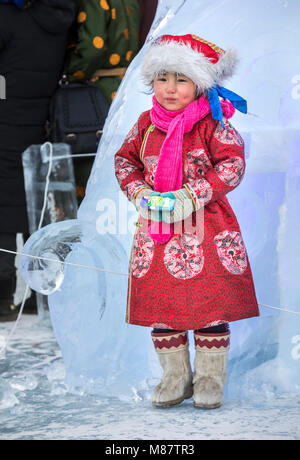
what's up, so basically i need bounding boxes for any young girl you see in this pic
[114,34,259,409]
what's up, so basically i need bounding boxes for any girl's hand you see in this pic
[134,188,162,221]
[161,188,195,224]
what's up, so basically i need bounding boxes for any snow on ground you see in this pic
[0,315,300,441]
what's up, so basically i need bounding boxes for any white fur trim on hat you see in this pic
[141,40,239,92]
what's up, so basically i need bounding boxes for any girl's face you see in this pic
[153,72,197,111]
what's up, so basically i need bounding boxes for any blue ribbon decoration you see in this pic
[207,85,247,129]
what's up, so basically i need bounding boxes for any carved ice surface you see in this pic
[0,378,19,411]
[17,0,300,403]
[19,220,101,296]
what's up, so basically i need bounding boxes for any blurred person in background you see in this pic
[138,0,158,47]
[66,0,141,204]
[66,0,158,205]
[0,0,76,321]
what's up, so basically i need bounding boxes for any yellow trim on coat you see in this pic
[183,183,197,211]
[139,123,155,161]
[126,224,138,323]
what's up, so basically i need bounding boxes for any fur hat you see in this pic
[141,34,239,93]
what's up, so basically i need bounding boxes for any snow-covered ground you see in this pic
[0,314,299,441]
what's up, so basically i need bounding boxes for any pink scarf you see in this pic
[148,95,235,243]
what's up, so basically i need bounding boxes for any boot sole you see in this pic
[193,402,222,409]
[152,390,193,408]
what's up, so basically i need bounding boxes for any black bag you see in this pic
[48,78,109,154]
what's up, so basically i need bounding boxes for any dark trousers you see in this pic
[0,232,31,299]
[0,232,17,300]
[152,323,230,334]
[0,233,17,280]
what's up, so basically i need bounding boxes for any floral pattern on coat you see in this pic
[164,233,204,279]
[185,178,213,210]
[214,230,248,275]
[144,155,158,188]
[132,229,154,278]
[184,148,212,180]
[124,122,139,143]
[215,157,245,187]
[114,157,136,181]
[125,179,148,202]
[213,119,244,146]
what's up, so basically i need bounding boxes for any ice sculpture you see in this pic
[22,143,78,234]
[19,220,95,296]
[20,0,300,399]
[22,143,78,314]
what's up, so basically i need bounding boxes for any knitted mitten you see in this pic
[161,188,195,224]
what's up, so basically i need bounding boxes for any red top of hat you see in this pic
[142,33,237,93]
[155,34,225,64]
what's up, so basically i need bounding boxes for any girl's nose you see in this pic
[166,82,176,93]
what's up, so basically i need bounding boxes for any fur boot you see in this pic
[193,330,230,409]
[151,331,193,407]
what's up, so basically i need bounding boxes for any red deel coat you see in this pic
[114,110,259,330]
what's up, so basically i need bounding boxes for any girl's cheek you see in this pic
[154,87,164,100]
